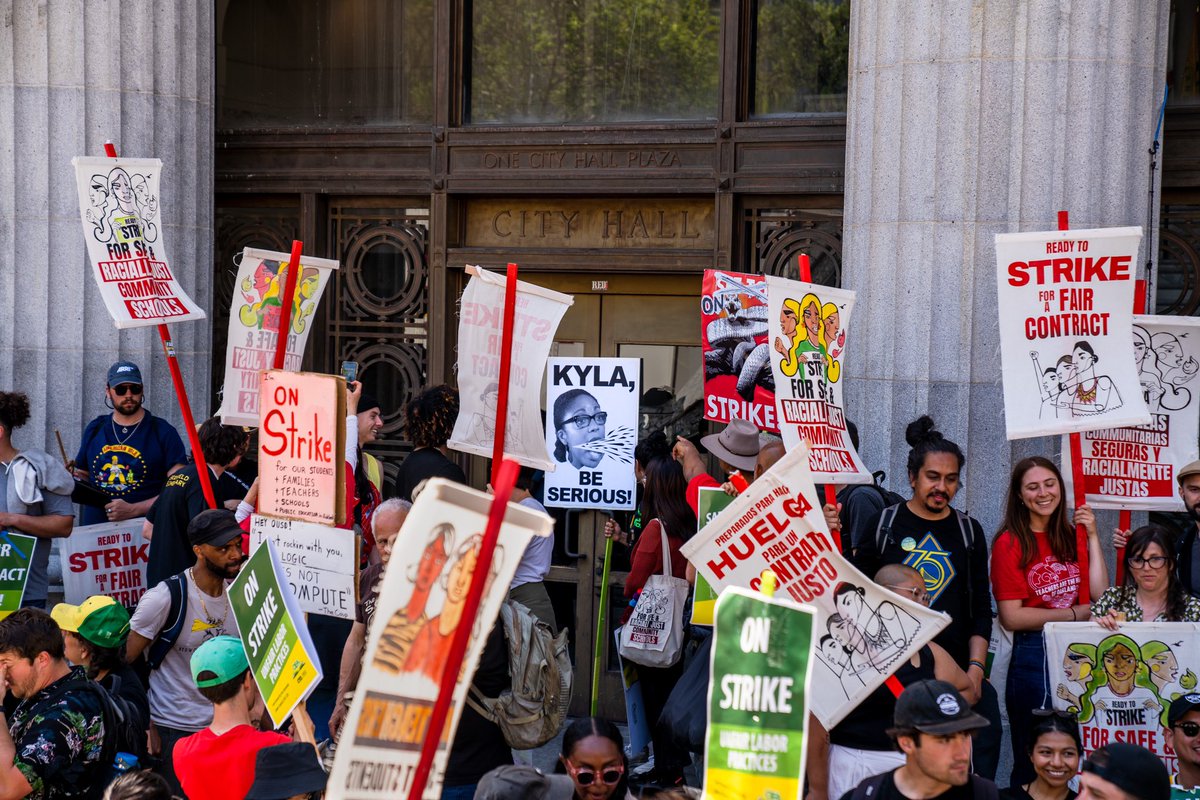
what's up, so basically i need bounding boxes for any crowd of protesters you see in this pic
[0,360,1192,800]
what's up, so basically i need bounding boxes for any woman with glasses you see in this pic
[552,389,608,470]
[1002,712,1083,800]
[1091,525,1200,628]
[557,717,633,800]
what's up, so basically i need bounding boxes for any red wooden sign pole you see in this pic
[103,141,216,511]
[490,263,520,488]
[1114,280,1148,584]
[1059,211,1091,603]
[271,240,306,371]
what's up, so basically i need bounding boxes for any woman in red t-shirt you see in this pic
[991,456,1107,787]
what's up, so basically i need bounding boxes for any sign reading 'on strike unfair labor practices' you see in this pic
[448,267,573,472]
[229,538,322,729]
[691,487,736,627]
[681,444,949,728]
[60,520,148,607]
[543,356,639,511]
[1062,315,1200,511]
[250,516,358,620]
[71,157,206,328]
[704,587,814,800]
[702,270,778,432]
[258,370,347,526]
[219,248,339,427]
[995,226,1150,439]
[327,479,552,800]
[765,276,872,485]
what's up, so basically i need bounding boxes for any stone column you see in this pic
[0,1,214,451]
[842,2,1169,533]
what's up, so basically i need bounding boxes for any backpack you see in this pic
[145,573,188,671]
[850,771,998,800]
[466,600,572,750]
[39,676,140,786]
[101,674,149,761]
[865,470,906,508]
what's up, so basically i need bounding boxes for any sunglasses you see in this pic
[1177,721,1200,737]
[111,384,142,396]
[562,412,607,430]
[1032,708,1078,721]
[565,761,624,786]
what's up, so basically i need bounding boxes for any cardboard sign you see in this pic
[71,157,206,328]
[702,270,778,432]
[766,276,871,485]
[0,532,34,619]
[691,488,736,627]
[229,538,323,728]
[704,588,814,800]
[448,267,573,471]
[60,520,149,607]
[995,226,1150,439]
[1045,622,1196,771]
[680,444,949,728]
[543,356,639,510]
[250,515,358,620]
[258,370,347,525]
[1063,315,1200,510]
[219,248,339,427]
[614,628,651,755]
[326,479,552,800]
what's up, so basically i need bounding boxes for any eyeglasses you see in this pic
[564,761,624,786]
[562,412,607,430]
[1129,555,1168,569]
[111,384,142,396]
[884,584,930,604]
[1032,708,1078,721]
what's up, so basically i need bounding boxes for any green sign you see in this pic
[691,488,735,626]
[0,532,34,619]
[704,587,814,800]
[229,538,322,727]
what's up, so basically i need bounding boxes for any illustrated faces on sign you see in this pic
[1102,643,1137,695]
[802,298,821,346]
[404,524,453,620]
[554,389,606,469]
[1143,642,1179,692]
[108,168,136,214]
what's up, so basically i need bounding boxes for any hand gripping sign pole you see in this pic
[271,240,307,371]
[1060,211,1091,604]
[102,141,216,511]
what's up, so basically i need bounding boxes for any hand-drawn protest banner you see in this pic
[766,277,872,485]
[1062,315,1200,510]
[681,444,948,727]
[258,370,347,525]
[230,537,323,728]
[704,588,814,800]
[0,533,34,619]
[543,356,639,510]
[449,266,573,471]
[692,487,736,626]
[1045,622,1198,772]
[327,479,553,800]
[250,516,358,620]
[60,520,149,607]
[72,157,206,328]
[219,248,339,427]
[996,226,1151,439]
[702,270,778,432]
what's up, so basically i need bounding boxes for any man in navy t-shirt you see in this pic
[73,361,187,526]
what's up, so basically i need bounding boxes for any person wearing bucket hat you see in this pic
[1079,742,1169,800]
[246,742,329,800]
[476,765,575,800]
[173,636,291,800]
[670,417,761,514]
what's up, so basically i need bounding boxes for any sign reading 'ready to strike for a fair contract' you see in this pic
[543,356,639,510]
[250,516,358,620]
[995,226,1151,439]
[60,520,149,607]
[702,270,778,432]
[258,370,347,526]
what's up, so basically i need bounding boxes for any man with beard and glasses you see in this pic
[73,361,186,526]
[1129,461,1200,596]
[127,509,247,797]
[850,416,1000,781]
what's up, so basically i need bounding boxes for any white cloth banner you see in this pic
[766,276,871,484]
[59,520,149,607]
[1045,622,1196,770]
[543,356,639,510]
[249,515,358,620]
[680,444,949,728]
[996,226,1150,438]
[219,248,339,427]
[71,157,206,328]
[448,267,573,471]
[1062,315,1200,510]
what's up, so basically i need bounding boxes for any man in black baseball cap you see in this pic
[839,679,995,800]
[1080,742,1170,800]
[1167,694,1200,796]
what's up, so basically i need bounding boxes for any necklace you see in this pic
[111,413,144,445]
[189,568,228,628]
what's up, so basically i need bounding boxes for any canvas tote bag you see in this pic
[618,521,689,667]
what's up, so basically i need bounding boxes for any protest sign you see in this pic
[1045,622,1196,770]
[250,516,358,620]
[614,629,651,755]
[229,538,323,728]
[448,266,573,471]
[258,370,347,525]
[71,157,206,328]
[60,520,148,607]
[702,270,778,432]
[766,276,871,485]
[543,356,639,510]
[219,248,339,427]
[1062,315,1200,510]
[681,444,948,727]
[995,226,1150,438]
[692,487,736,626]
[327,479,552,799]
[703,587,814,800]
[0,533,34,619]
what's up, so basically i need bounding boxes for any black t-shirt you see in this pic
[839,772,992,800]
[851,504,990,669]
[830,646,935,751]
[444,622,512,786]
[394,448,467,502]
[145,464,211,589]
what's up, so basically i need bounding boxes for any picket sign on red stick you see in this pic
[271,240,306,370]
[1113,281,1149,585]
[797,254,845,552]
[406,457,520,800]
[103,141,216,511]
[1059,211,1090,604]
[489,263,520,488]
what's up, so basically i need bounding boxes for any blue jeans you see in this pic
[1006,631,1050,786]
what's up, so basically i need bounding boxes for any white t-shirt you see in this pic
[130,570,236,731]
[511,496,553,589]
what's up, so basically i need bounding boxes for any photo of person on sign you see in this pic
[552,389,608,470]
